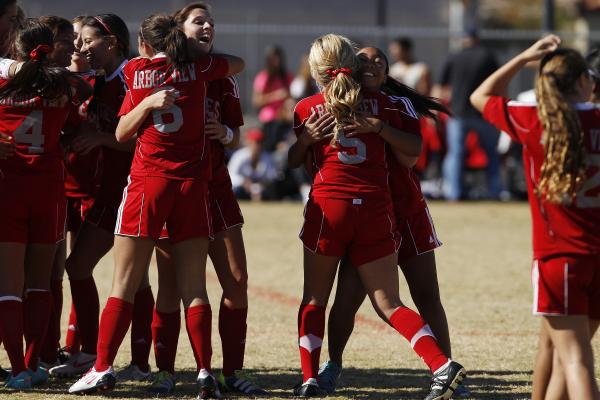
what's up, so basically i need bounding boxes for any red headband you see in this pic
[29,44,53,61]
[326,68,352,78]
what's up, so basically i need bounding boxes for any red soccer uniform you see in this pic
[120,55,229,180]
[0,85,71,243]
[483,96,600,317]
[206,76,245,233]
[294,91,401,266]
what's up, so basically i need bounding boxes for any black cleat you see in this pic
[293,378,327,397]
[196,369,221,399]
[424,361,466,400]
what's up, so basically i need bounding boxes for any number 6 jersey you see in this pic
[483,95,600,258]
[120,54,229,180]
[293,91,402,200]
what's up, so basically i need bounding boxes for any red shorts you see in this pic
[0,175,66,244]
[532,255,600,319]
[209,184,244,234]
[115,175,212,243]
[301,196,400,267]
[397,206,442,262]
[66,196,94,233]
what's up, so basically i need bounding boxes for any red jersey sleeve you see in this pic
[292,99,309,137]
[220,76,244,128]
[482,95,538,143]
[118,90,135,117]
[195,55,229,82]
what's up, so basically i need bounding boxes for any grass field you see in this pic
[1,201,599,399]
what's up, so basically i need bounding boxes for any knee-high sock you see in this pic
[131,286,154,371]
[185,304,212,372]
[0,298,26,375]
[64,303,81,354]
[219,303,247,376]
[24,290,52,371]
[152,308,180,374]
[70,277,99,355]
[389,307,448,372]
[95,297,133,371]
[298,304,325,382]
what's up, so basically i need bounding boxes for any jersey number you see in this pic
[337,133,366,165]
[577,154,600,208]
[153,104,183,134]
[13,110,44,154]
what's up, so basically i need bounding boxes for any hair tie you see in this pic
[326,68,352,78]
[29,44,53,61]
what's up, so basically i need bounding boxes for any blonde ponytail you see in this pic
[534,49,587,204]
[308,34,362,145]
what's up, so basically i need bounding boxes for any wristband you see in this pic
[0,58,16,79]
[221,126,234,145]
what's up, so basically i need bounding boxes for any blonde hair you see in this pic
[308,34,362,145]
[534,48,588,204]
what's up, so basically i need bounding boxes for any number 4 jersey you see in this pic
[120,54,229,180]
[483,95,600,258]
[293,91,403,200]
[0,83,71,180]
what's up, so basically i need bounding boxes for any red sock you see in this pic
[0,298,26,375]
[95,297,133,371]
[185,304,212,372]
[152,308,180,374]
[70,277,99,355]
[24,290,52,371]
[219,303,247,376]
[131,286,154,372]
[389,307,448,372]
[298,304,325,382]
[64,304,81,354]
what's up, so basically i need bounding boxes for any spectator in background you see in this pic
[388,37,432,96]
[229,128,279,201]
[437,28,502,201]
[290,54,318,101]
[252,45,294,152]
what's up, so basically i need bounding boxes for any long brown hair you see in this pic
[81,14,130,57]
[535,48,588,204]
[308,34,362,145]
[139,13,191,70]
[0,18,71,100]
[173,2,210,26]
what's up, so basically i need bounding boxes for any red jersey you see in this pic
[206,76,244,187]
[0,82,71,180]
[87,62,134,205]
[483,96,600,258]
[293,92,402,199]
[120,54,229,180]
[386,94,427,218]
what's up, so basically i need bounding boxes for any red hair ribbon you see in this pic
[29,44,53,61]
[326,67,352,77]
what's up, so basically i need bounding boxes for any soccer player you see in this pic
[471,35,600,400]
[0,19,91,389]
[289,34,465,399]
[318,45,469,398]
[67,13,244,398]
[144,3,267,396]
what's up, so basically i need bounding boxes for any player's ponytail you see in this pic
[0,18,71,101]
[140,14,191,70]
[535,48,587,204]
[308,34,362,146]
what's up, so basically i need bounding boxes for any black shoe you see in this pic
[0,367,10,381]
[293,378,327,397]
[424,361,466,400]
[196,370,221,399]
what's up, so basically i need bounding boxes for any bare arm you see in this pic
[205,118,241,149]
[344,116,422,158]
[470,35,561,113]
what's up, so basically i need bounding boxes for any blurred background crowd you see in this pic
[21,0,600,202]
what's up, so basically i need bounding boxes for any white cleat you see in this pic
[50,352,96,378]
[68,366,116,394]
[116,364,151,381]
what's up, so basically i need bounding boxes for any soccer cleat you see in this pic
[49,351,96,378]
[317,360,342,394]
[148,370,176,395]
[218,370,269,396]
[424,360,466,400]
[196,369,221,399]
[453,383,471,398]
[57,347,73,364]
[68,366,116,394]
[293,378,327,397]
[5,370,32,389]
[0,367,11,381]
[116,363,151,381]
[29,366,49,386]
